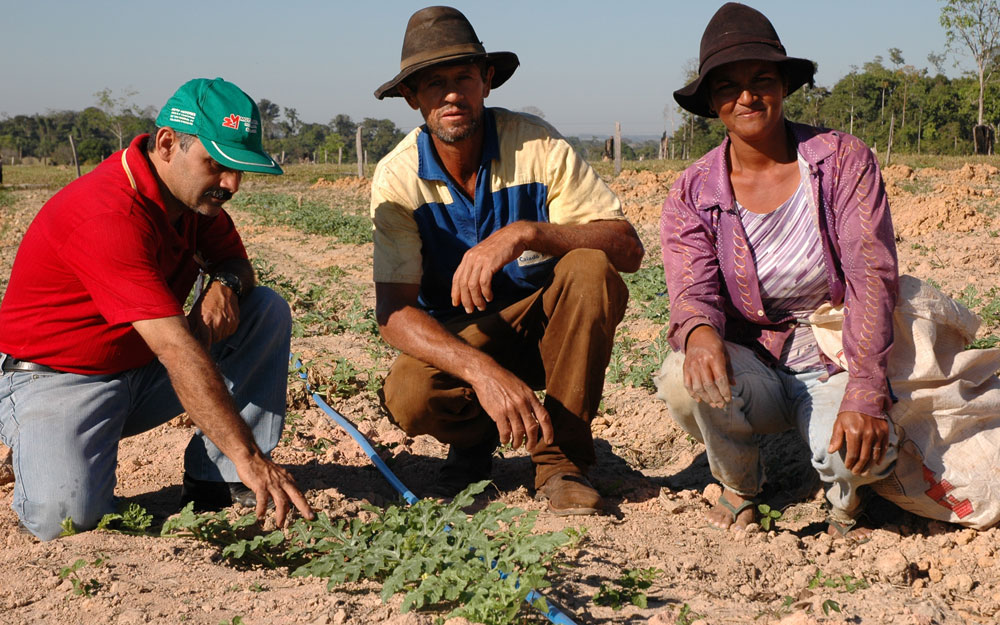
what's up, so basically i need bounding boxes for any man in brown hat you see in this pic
[370,6,644,514]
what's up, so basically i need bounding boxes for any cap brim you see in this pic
[200,138,283,175]
[674,46,815,118]
[374,51,519,99]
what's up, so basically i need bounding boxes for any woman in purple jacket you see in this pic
[655,2,899,536]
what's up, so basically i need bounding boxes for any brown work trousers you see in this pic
[381,249,629,488]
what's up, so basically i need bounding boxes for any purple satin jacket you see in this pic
[660,122,899,418]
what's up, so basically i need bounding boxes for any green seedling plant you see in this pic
[756,503,782,531]
[807,569,869,593]
[822,599,842,616]
[323,356,366,399]
[162,481,574,625]
[96,502,154,535]
[281,410,305,445]
[593,567,661,610]
[969,335,1000,349]
[754,596,796,620]
[58,555,106,597]
[60,517,78,536]
[253,259,340,338]
[675,603,705,625]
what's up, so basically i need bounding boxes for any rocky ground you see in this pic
[1,159,999,625]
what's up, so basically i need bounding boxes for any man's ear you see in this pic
[398,83,420,111]
[154,127,178,162]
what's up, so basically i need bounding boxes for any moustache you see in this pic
[203,188,233,202]
[440,104,470,115]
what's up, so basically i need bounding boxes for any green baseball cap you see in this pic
[155,77,282,175]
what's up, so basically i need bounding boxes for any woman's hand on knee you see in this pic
[682,325,733,409]
[827,410,890,475]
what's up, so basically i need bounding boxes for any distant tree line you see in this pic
[669,52,1000,160]
[0,93,406,167]
[7,57,1000,168]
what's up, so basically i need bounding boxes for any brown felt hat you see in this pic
[674,2,815,118]
[374,6,519,100]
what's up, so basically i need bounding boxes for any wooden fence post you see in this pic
[68,135,81,179]
[614,122,622,176]
[356,127,364,178]
[886,113,895,167]
[338,146,343,165]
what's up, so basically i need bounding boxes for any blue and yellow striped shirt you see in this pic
[371,108,624,319]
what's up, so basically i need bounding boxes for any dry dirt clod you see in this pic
[876,550,911,584]
[945,573,975,593]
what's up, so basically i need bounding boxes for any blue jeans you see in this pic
[655,341,898,518]
[0,287,291,540]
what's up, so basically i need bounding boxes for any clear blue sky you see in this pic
[1,1,958,137]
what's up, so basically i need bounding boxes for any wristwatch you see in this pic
[208,271,243,298]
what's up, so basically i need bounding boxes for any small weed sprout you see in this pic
[675,603,705,625]
[59,517,78,537]
[756,503,782,531]
[593,567,661,610]
[58,555,106,597]
[808,570,868,593]
[822,599,842,615]
[97,502,154,535]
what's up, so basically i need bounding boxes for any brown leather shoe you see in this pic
[536,472,603,516]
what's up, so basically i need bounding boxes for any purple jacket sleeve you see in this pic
[828,136,898,418]
[660,177,727,352]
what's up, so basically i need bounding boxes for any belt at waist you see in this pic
[0,356,62,374]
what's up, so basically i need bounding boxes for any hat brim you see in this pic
[200,138,283,175]
[374,51,519,99]
[674,44,815,118]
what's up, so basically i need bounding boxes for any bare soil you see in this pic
[1,160,999,625]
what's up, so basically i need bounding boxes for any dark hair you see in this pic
[401,58,491,93]
[145,129,198,153]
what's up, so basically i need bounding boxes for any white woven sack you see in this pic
[809,275,1000,529]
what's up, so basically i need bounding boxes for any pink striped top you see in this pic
[737,174,829,372]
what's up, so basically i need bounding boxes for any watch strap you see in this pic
[208,271,243,298]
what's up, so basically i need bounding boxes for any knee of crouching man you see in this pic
[249,286,293,332]
[560,248,615,280]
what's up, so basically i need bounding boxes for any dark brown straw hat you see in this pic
[674,2,815,118]
[374,6,520,100]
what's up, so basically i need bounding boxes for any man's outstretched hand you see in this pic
[235,454,314,527]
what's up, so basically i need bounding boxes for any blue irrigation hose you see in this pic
[290,355,579,625]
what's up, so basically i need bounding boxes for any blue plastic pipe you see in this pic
[290,356,579,625]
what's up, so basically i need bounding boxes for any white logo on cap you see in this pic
[168,108,196,126]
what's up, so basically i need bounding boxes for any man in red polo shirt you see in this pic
[0,78,314,540]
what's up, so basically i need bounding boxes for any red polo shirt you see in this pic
[0,134,247,374]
